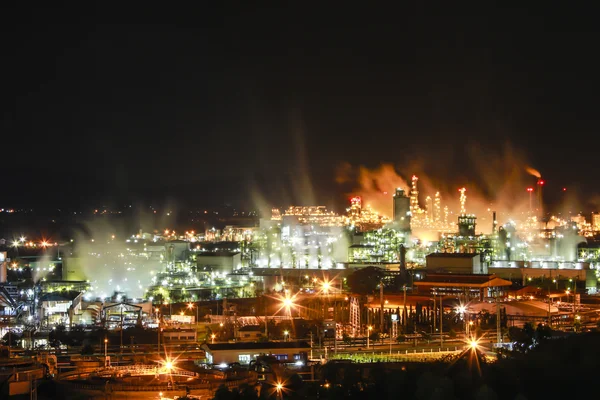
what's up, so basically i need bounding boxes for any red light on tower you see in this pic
[563,187,567,192]
[526,187,533,192]
[537,180,545,185]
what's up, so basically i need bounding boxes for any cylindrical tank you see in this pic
[0,251,7,283]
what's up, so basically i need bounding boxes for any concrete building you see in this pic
[162,328,197,343]
[144,242,165,260]
[235,325,264,342]
[196,252,241,275]
[426,253,487,274]
[201,341,310,365]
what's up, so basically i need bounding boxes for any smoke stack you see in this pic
[492,211,497,234]
[399,244,407,278]
[537,179,545,218]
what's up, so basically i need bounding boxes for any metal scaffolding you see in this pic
[350,296,360,337]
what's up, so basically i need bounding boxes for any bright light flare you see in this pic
[270,291,302,316]
[158,354,180,373]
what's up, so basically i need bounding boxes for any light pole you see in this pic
[211,334,216,344]
[188,303,198,338]
[157,319,161,354]
[283,330,289,342]
[367,325,372,349]
[104,338,108,367]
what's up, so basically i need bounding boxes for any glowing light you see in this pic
[458,187,467,215]
[469,340,478,349]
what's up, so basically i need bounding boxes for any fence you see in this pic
[57,376,256,393]
[330,347,463,363]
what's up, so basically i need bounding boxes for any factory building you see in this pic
[202,341,310,365]
[166,240,190,262]
[426,253,487,274]
[457,215,477,237]
[413,273,512,300]
[38,291,83,327]
[593,213,600,232]
[62,257,86,281]
[196,251,242,275]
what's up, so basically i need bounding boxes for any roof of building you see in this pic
[414,273,512,288]
[349,244,375,248]
[196,251,240,257]
[39,291,81,302]
[203,341,310,351]
[238,325,263,332]
[426,253,480,258]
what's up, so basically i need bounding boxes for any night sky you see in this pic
[2,5,599,213]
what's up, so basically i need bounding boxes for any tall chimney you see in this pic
[399,244,407,280]
[537,179,544,218]
[492,211,497,234]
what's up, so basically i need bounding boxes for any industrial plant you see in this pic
[1,172,600,398]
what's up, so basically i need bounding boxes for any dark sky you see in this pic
[2,5,599,212]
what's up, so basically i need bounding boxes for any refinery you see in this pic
[2,170,600,398]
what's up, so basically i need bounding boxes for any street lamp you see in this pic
[367,326,373,349]
[275,381,284,400]
[283,330,289,342]
[211,334,216,344]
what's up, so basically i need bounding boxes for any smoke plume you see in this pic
[337,143,553,235]
[525,166,542,178]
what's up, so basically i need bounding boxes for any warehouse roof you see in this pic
[426,253,480,258]
[203,341,310,351]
